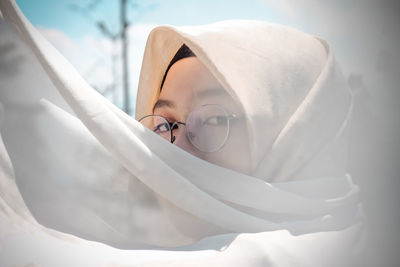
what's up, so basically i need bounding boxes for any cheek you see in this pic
[170,125,204,158]
[202,123,251,175]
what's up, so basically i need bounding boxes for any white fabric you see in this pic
[0,0,364,266]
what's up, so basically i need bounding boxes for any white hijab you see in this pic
[0,0,363,266]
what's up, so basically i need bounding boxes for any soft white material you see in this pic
[0,0,364,266]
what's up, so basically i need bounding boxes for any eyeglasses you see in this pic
[139,104,238,152]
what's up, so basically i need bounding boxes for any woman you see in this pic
[0,0,363,266]
[138,44,252,174]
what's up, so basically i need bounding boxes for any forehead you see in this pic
[158,57,232,104]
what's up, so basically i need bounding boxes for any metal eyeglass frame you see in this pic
[138,104,238,152]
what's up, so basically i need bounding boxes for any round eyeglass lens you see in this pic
[139,115,171,142]
[186,105,229,152]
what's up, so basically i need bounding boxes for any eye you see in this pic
[203,115,227,126]
[153,122,170,133]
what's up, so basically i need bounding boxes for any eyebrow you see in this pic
[152,99,176,112]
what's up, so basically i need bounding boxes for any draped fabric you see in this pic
[0,0,364,266]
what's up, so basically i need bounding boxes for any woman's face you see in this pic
[152,57,251,174]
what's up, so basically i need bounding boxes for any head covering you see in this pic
[136,20,353,181]
[0,0,362,265]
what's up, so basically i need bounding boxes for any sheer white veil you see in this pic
[0,0,364,266]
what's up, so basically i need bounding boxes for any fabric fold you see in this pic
[0,0,364,265]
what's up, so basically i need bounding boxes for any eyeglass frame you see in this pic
[138,104,239,152]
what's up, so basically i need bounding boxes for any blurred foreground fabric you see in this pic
[0,0,374,266]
